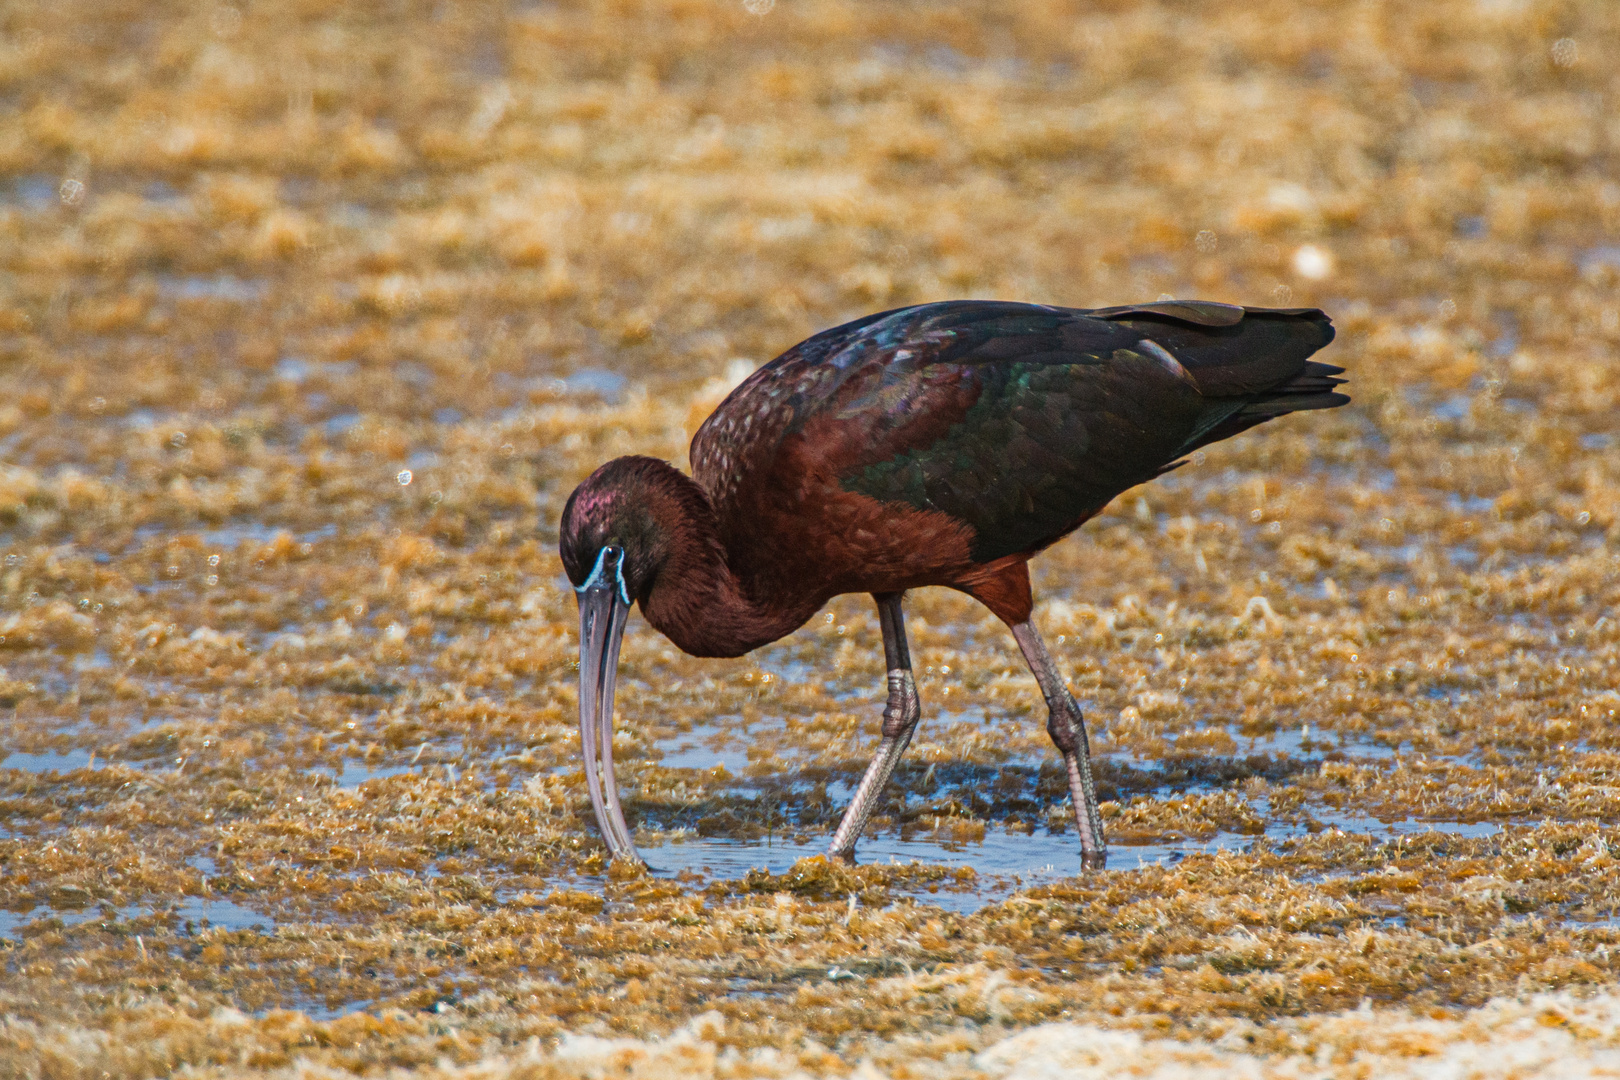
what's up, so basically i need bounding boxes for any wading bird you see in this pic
[561,300,1344,869]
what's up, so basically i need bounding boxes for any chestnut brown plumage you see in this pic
[560,299,1346,869]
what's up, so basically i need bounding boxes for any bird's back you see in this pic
[690,301,1342,601]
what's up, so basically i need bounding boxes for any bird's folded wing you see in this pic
[693,301,1338,564]
[825,340,1207,563]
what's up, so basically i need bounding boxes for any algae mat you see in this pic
[2,0,1619,1075]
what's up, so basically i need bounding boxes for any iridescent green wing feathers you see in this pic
[692,301,1341,564]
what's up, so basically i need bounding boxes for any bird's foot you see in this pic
[1079,848,1107,872]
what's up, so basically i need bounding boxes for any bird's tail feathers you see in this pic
[1170,360,1348,463]
[1236,361,1349,416]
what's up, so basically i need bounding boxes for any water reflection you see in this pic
[638,717,1505,911]
[636,814,1504,914]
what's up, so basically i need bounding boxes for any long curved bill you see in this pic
[575,546,641,865]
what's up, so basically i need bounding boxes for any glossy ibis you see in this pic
[560,300,1345,869]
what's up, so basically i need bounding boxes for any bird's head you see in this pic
[558,456,679,609]
[556,455,696,866]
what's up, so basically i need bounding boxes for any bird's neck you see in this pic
[638,468,804,658]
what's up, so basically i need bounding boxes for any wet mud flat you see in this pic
[2,0,1620,1075]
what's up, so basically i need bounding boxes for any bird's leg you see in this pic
[1011,621,1107,870]
[826,592,919,862]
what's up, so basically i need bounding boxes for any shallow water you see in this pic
[0,747,103,774]
[0,894,271,943]
[634,814,1505,914]
[638,717,1502,911]
[653,715,788,772]
[1236,724,1401,762]
[325,760,426,789]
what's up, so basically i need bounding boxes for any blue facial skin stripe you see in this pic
[575,546,631,605]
